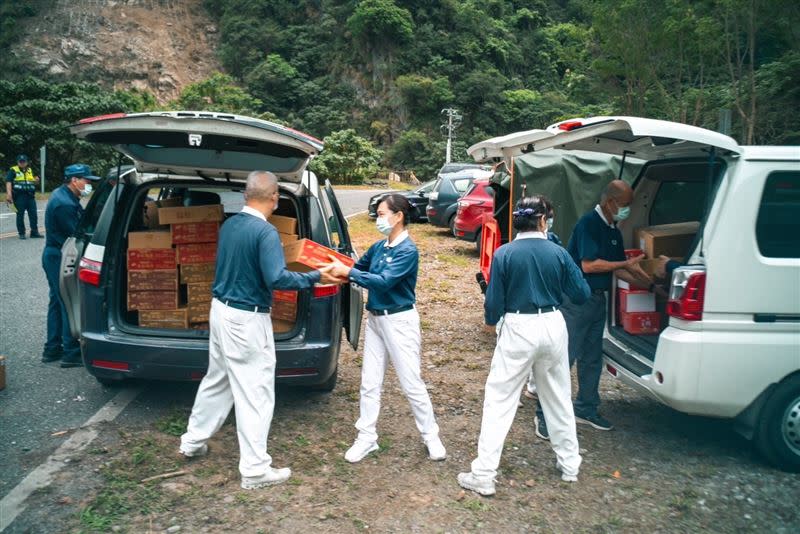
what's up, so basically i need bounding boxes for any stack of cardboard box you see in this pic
[616,221,699,335]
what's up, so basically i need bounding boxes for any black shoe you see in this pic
[535,416,550,441]
[42,349,63,363]
[60,358,83,368]
[30,233,44,238]
[576,413,614,431]
[18,234,26,240]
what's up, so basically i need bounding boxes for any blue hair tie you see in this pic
[513,208,535,217]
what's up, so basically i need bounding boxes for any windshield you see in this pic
[439,163,489,175]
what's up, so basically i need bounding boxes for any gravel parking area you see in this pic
[10,215,799,533]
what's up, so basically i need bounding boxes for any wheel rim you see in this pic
[782,393,800,456]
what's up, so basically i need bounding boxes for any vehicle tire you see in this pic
[475,228,482,255]
[311,366,338,392]
[755,374,800,472]
[448,215,456,236]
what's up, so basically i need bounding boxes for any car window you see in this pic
[431,179,443,193]
[463,183,478,197]
[649,181,709,226]
[76,178,118,239]
[756,171,800,258]
[416,181,435,194]
[453,178,472,194]
[318,185,341,249]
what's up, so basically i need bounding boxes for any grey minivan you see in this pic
[59,111,363,390]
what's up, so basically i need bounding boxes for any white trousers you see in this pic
[355,308,440,444]
[471,311,582,479]
[180,298,277,477]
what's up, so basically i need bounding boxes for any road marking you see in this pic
[0,231,46,240]
[0,210,45,219]
[345,210,367,220]
[0,386,143,531]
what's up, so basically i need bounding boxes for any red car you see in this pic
[453,179,493,251]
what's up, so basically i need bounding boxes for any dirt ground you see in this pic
[14,215,800,533]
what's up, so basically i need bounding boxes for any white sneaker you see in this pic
[241,467,291,489]
[178,443,208,458]
[556,462,578,483]
[426,437,447,461]
[457,472,495,496]
[344,439,379,463]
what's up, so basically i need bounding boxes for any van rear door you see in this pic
[323,180,363,350]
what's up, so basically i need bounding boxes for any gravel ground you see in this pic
[9,215,800,533]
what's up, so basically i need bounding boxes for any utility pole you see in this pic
[39,145,46,194]
[440,108,462,164]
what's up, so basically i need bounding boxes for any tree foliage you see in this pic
[309,129,384,184]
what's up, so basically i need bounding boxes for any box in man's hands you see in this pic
[283,239,354,273]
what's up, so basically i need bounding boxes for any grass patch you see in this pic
[435,253,471,268]
[155,409,188,437]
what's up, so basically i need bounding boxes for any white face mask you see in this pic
[546,217,554,231]
[376,216,394,236]
[81,182,93,197]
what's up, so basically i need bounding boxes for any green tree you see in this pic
[309,129,383,185]
[395,74,454,125]
[347,0,415,50]
[245,54,301,114]
[173,73,262,115]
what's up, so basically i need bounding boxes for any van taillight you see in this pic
[667,270,706,321]
[78,257,103,286]
[312,285,340,298]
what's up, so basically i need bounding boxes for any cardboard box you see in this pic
[272,290,298,321]
[617,278,647,290]
[272,319,295,334]
[188,281,213,304]
[621,311,661,335]
[172,222,220,244]
[190,322,210,331]
[636,222,699,259]
[144,198,182,229]
[177,243,217,264]
[279,232,299,245]
[128,231,172,249]
[269,214,298,235]
[619,289,656,313]
[139,309,189,329]
[180,262,216,283]
[127,248,177,270]
[158,204,224,225]
[188,300,212,323]
[283,239,355,273]
[127,290,178,311]
[128,269,178,291]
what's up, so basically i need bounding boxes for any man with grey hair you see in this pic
[180,170,340,489]
[533,180,652,439]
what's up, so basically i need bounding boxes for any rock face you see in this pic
[9,0,222,102]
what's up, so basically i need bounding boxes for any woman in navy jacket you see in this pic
[328,194,446,463]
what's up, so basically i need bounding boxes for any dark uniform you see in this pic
[41,164,100,366]
[6,157,41,238]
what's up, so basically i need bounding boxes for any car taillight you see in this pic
[78,257,103,286]
[557,120,583,131]
[78,113,127,124]
[313,284,340,298]
[666,268,706,321]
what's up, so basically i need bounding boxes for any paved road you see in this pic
[0,200,48,238]
[0,188,382,501]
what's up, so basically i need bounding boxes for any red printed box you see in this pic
[180,262,216,283]
[171,222,220,245]
[177,243,217,264]
[139,308,188,329]
[621,311,661,335]
[127,248,177,270]
[188,281,213,304]
[188,300,212,323]
[619,289,656,313]
[128,269,178,291]
[127,290,179,311]
[272,290,298,322]
[283,239,355,273]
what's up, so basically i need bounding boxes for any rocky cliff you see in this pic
[10,0,221,102]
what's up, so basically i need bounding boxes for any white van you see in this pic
[469,117,800,471]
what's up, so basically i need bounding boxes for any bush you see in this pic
[309,129,383,185]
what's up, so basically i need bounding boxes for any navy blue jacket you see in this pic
[212,210,320,308]
[484,234,590,326]
[349,234,418,312]
[44,184,83,249]
[567,207,626,291]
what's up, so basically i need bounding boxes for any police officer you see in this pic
[180,171,340,490]
[42,164,100,367]
[533,180,651,439]
[458,195,591,496]
[327,194,447,464]
[5,154,43,239]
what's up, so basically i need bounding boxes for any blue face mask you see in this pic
[81,182,93,198]
[376,216,393,235]
[613,205,630,221]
